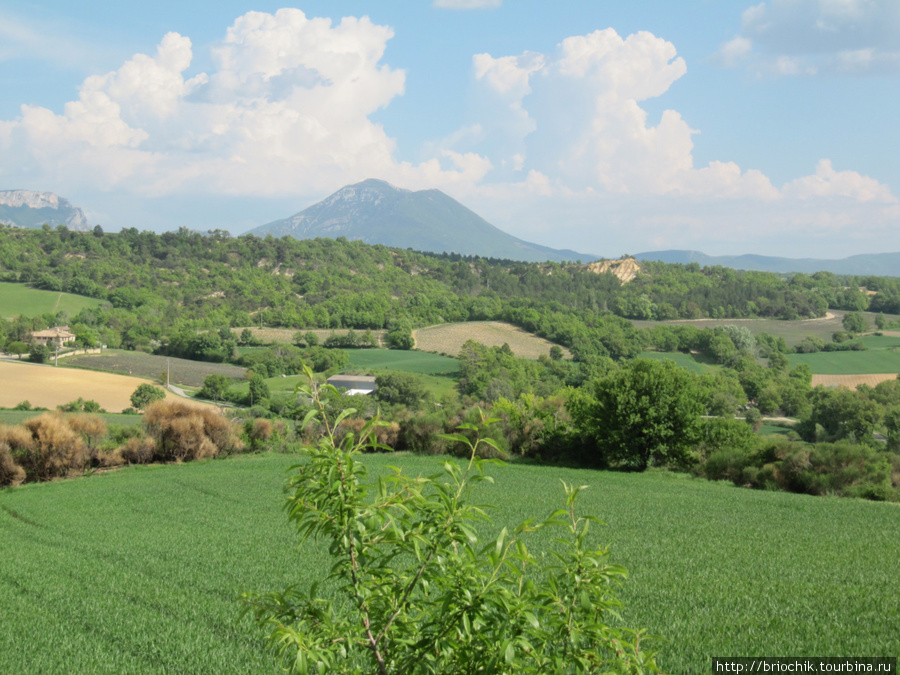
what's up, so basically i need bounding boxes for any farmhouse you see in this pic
[29,326,75,347]
[326,375,376,396]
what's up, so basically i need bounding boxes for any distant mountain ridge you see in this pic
[636,250,900,277]
[0,190,89,231]
[246,179,596,263]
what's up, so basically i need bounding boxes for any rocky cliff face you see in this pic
[0,190,89,230]
[583,257,642,283]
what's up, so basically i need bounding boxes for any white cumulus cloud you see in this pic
[0,9,491,198]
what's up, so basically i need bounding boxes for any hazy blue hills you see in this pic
[246,179,596,263]
[636,250,900,277]
[0,190,89,231]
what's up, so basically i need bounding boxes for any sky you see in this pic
[1,0,898,259]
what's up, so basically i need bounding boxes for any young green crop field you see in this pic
[788,335,900,374]
[637,350,722,375]
[1,453,897,674]
[63,350,247,387]
[345,349,460,399]
[0,281,104,319]
[0,409,144,427]
[346,348,460,375]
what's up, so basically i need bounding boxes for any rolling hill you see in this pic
[636,249,900,276]
[245,178,596,263]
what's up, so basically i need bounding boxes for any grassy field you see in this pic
[638,350,722,375]
[414,321,569,359]
[0,409,144,427]
[0,281,104,319]
[1,453,897,674]
[345,349,460,399]
[346,348,459,375]
[788,335,900,375]
[64,350,247,388]
[232,350,461,401]
[633,311,900,347]
[0,360,185,413]
[236,327,387,346]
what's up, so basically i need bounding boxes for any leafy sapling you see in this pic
[240,363,664,674]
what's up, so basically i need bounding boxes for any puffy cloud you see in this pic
[0,9,427,197]
[784,159,897,202]
[720,0,900,75]
[461,28,778,200]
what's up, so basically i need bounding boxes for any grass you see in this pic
[632,312,900,348]
[0,281,104,319]
[788,335,900,374]
[346,349,460,376]
[1,453,897,674]
[638,350,722,375]
[63,350,247,387]
[0,410,144,427]
[345,349,460,399]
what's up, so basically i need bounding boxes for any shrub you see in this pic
[12,414,89,481]
[130,383,167,411]
[143,400,244,462]
[240,367,663,674]
[0,442,26,487]
[119,436,157,464]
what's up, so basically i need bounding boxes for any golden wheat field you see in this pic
[0,360,187,412]
[413,321,570,359]
[810,373,899,389]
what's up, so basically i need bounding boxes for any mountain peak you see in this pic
[247,180,597,263]
[0,190,89,230]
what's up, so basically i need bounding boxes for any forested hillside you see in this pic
[2,224,899,357]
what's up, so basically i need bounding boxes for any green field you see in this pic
[233,350,461,401]
[64,350,247,387]
[1,454,897,674]
[347,348,459,375]
[346,348,460,399]
[0,281,104,319]
[788,335,900,374]
[0,409,144,427]
[633,312,900,348]
[638,350,722,375]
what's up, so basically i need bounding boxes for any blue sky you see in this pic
[1,0,898,258]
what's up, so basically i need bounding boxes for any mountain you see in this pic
[635,250,900,277]
[0,190,90,231]
[246,179,596,263]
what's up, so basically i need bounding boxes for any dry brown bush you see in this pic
[0,441,26,487]
[17,413,89,480]
[143,399,244,462]
[0,424,34,452]
[98,447,126,468]
[119,436,157,464]
[250,418,273,442]
[68,414,108,446]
